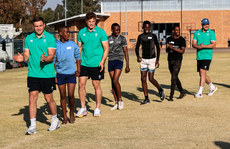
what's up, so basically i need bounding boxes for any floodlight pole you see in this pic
[81,0,83,14]
[181,0,183,35]
[65,0,67,26]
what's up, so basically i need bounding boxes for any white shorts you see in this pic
[140,58,156,72]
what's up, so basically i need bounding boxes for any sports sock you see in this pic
[51,114,57,121]
[198,86,204,94]
[30,118,36,127]
[145,96,149,100]
[209,83,215,90]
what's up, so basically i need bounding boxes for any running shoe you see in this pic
[48,118,60,131]
[25,126,37,135]
[140,99,150,105]
[178,92,186,99]
[195,92,203,98]
[118,101,124,110]
[94,108,101,117]
[110,104,118,110]
[159,89,166,101]
[168,97,174,101]
[76,108,88,118]
[208,87,218,96]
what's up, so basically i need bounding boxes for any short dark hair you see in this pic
[172,25,180,30]
[143,21,151,28]
[86,12,96,20]
[58,26,69,33]
[111,23,120,29]
[32,17,44,24]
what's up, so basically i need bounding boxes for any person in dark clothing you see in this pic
[135,21,165,104]
[166,26,186,101]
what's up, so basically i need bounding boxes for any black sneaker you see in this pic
[140,99,150,105]
[159,89,165,101]
[168,97,174,101]
[178,93,186,99]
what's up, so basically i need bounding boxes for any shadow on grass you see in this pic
[214,141,230,149]
[12,104,62,128]
[213,82,230,88]
[121,91,142,103]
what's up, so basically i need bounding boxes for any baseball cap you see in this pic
[201,18,209,25]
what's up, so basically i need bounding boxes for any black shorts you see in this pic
[27,77,56,94]
[79,65,104,80]
[197,60,211,72]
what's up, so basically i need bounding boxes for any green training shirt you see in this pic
[193,29,216,60]
[24,31,56,78]
[78,26,108,67]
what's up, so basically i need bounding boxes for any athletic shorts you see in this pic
[56,73,76,85]
[27,77,56,94]
[197,60,211,72]
[140,58,156,72]
[108,60,123,72]
[79,65,104,80]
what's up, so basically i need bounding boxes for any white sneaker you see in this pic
[94,108,101,117]
[195,92,203,98]
[76,108,88,118]
[25,126,37,135]
[48,118,60,131]
[110,104,118,110]
[208,87,218,96]
[118,101,124,110]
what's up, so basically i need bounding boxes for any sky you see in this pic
[43,0,63,10]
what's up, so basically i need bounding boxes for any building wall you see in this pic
[102,10,230,48]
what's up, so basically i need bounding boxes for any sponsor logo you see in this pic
[95,33,98,37]
[98,75,101,79]
[30,40,33,42]
[43,39,46,43]
[83,33,86,36]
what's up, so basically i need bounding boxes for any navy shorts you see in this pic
[108,60,123,72]
[27,77,56,94]
[197,60,211,72]
[79,65,104,80]
[56,74,76,85]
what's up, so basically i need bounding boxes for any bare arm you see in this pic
[13,49,30,62]
[77,41,83,53]
[99,41,109,72]
[167,44,185,54]
[123,46,130,73]
[75,60,81,77]
[41,48,56,62]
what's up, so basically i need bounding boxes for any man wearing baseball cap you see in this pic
[192,18,217,98]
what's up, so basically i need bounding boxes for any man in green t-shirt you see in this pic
[192,18,217,98]
[76,12,109,117]
[14,17,60,135]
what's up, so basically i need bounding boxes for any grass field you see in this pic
[0,51,230,149]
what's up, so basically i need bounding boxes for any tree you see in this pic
[41,8,54,24]
[0,0,47,32]
[61,0,101,18]
[54,4,65,21]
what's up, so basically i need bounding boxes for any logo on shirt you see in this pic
[67,46,72,50]
[30,40,33,42]
[148,37,152,39]
[43,39,46,43]
[83,33,86,36]
[207,33,209,36]
[109,41,114,44]
[95,33,98,37]
[98,75,101,79]
[198,33,200,35]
